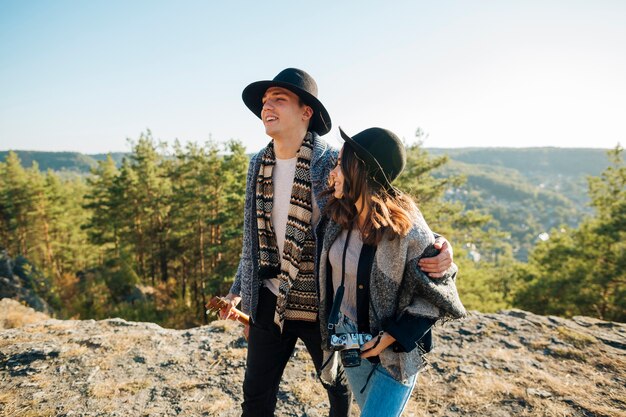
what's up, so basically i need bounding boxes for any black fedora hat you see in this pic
[339,127,406,191]
[242,68,331,136]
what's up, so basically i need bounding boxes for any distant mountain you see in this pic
[428,147,620,210]
[0,151,128,173]
[427,147,615,177]
[3,147,615,176]
[426,147,621,259]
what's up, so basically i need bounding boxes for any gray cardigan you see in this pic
[229,133,337,322]
[319,217,466,383]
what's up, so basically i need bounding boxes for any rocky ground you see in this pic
[1,299,625,417]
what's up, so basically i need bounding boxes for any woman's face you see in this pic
[329,147,345,199]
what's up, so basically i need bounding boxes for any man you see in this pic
[220,68,454,417]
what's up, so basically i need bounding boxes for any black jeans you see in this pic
[241,287,352,417]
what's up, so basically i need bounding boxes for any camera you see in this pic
[329,333,373,367]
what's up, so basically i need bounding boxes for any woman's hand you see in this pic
[360,332,396,358]
[418,236,454,278]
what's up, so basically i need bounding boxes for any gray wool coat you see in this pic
[229,133,337,322]
[319,217,467,384]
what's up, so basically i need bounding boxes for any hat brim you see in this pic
[242,80,331,136]
[339,127,396,191]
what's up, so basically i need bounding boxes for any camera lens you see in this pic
[340,349,361,368]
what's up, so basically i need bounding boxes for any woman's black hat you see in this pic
[242,68,331,136]
[339,127,406,191]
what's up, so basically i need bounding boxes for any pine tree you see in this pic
[514,146,625,321]
[395,130,516,312]
[83,155,121,259]
[0,152,37,256]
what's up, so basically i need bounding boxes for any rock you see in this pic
[0,250,13,278]
[501,339,523,349]
[0,298,50,329]
[0,253,53,314]
[526,388,552,398]
[457,365,476,374]
[1,306,624,416]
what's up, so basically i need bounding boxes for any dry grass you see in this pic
[105,333,147,351]
[193,389,236,416]
[210,319,240,333]
[8,407,57,417]
[548,346,587,362]
[0,390,58,417]
[118,380,151,394]
[217,346,248,362]
[25,373,54,390]
[291,375,326,406]
[177,379,209,391]
[486,346,516,362]
[512,352,624,417]
[23,322,72,333]
[60,344,89,358]
[526,338,551,351]
[0,336,28,349]
[89,381,117,399]
[404,343,626,417]
[89,379,151,398]
[593,353,626,373]
[0,301,49,330]
[556,326,598,348]
[452,373,523,409]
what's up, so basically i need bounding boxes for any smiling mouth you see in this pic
[264,115,277,122]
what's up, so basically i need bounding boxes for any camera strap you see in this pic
[327,228,353,331]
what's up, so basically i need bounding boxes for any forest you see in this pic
[1,132,624,327]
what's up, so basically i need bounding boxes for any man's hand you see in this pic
[219,293,242,321]
[418,236,454,278]
[360,332,396,358]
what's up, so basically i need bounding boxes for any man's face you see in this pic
[261,87,312,138]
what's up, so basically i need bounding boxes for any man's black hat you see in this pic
[339,127,406,191]
[242,68,331,136]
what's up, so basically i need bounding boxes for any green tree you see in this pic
[83,155,121,258]
[396,130,517,312]
[0,152,39,256]
[514,146,625,321]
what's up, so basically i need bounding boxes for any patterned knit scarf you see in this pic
[256,132,317,331]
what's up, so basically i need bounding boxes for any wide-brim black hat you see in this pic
[339,127,406,191]
[242,68,331,136]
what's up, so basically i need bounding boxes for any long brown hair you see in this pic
[324,144,419,245]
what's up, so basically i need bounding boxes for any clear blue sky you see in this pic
[1,0,625,153]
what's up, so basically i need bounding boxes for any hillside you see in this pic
[425,147,623,259]
[427,147,615,177]
[3,148,615,177]
[1,299,624,417]
[429,147,620,209]
[0,151,127,174]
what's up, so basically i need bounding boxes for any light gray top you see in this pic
[328,227,363,322]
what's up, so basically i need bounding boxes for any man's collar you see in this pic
[311,131,328,165]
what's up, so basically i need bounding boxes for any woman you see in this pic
[318,127,466,417]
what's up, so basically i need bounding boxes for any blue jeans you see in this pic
[334,314,417,417]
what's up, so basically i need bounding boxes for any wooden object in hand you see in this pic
[206,296,250,326]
